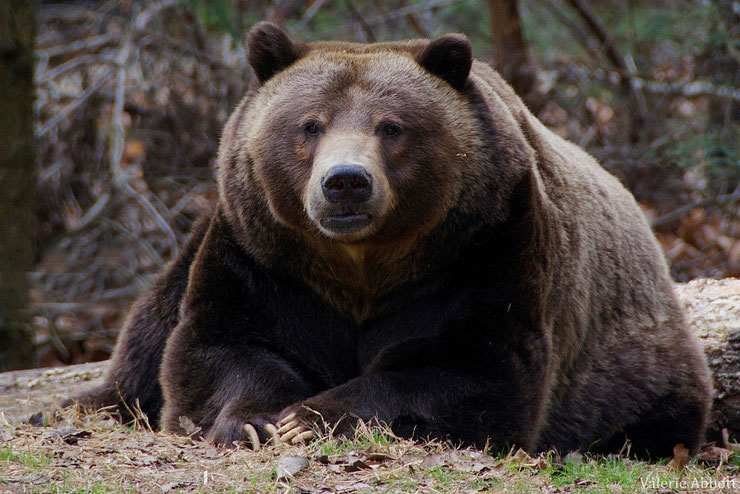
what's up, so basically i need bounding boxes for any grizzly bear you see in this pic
[64,22,711,456]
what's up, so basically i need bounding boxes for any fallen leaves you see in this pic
[667,443,690,471]
[4,410,740,493]
[276,455,310,479]
[42,427,91,445]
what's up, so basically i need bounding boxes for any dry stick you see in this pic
[100,218,165,267]
[35,68,115,138]
[135,29,233,70]
[295,0,332,33]
[36,54,116,84]
[651,189,740,228]
[562,63,740,103]
[538,0,603,62]
[564,0,647,142]
[346,0,378,42]
[71,192,111,234]
[37,32,117,59]
[117,182,178,257]
[168,182,213,218]
[313,0,463,38]
[109,0,180,256]
[631,78,740,103]
[404,10,431,38]
[363,0,462,25]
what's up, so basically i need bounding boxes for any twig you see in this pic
[36,54,116,84]
[131,0,178,30]
[363,0,462,25]
[559,63,740,103]
[116,180,177,260]
[37,33,117,58]
[564,0,647,141]
[168,182,213,218]
[70,192,111,234]
[564,0,627,85]
[35,67,115,138]
[102,217,165,267]
[538,0,603,63]
[346,0,377,42]
[108,0,180,256]
[313,0,463,38]
[631,78,740,103]
[295,0,332,33]
[136,29,233,70]
[651,189,740,228]
[35,329,119,347]
[402,10,431,38]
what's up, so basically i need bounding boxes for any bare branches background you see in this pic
[31,0,738,366]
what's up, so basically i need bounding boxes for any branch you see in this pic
[35,68,115,138]
[539,0,601,61]
[311,0,464,38]
[36,33,116,59]
[364,0,462,25]
[557,63,740,103]
[652,189,740,228]
[35,55,116,85]
[295,0,332,33]
[564,0,647,141]
[346,0,377,42]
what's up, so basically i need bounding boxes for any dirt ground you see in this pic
[2,408,740,493]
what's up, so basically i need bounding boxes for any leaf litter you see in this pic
[1,407,739,492]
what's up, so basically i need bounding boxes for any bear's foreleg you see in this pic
[276,359,550,452]
[159,331,316,449]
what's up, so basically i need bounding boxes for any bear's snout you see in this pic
[321,165,373,204]
[305,132,391,240]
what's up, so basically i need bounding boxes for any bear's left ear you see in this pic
[416,34,473,90]
[248,22,307,84]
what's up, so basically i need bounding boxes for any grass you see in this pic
[1,408,739,493]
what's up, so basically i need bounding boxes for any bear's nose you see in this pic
[321,165,373,204]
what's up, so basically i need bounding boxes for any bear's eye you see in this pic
[382,124,401,137]
[304,121,321,135]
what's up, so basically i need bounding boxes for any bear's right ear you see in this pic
[247,22,306,85]
[416,34,473,90]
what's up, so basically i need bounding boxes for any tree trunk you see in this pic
[487,0,540,110]
[0,279,738,439]
[0,0,36,371]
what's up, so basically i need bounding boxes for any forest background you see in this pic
[0,0,738,371]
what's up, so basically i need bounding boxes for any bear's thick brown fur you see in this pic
[69,22,711,456]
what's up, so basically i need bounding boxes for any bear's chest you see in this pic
[234,268,484,386]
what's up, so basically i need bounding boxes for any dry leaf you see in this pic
[667,443,689,471]
[44,428,92,445]
[695,444,732,464]
[277,456,309,480]
[422,453,448,468]
[366,452,394,462]
[178,416,200,436]
[343,459,371,472]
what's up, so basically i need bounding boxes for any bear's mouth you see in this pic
[320,213,372,234]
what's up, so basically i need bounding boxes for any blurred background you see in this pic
[0,0,738,371]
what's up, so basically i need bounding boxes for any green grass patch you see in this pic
[0,445,52,469]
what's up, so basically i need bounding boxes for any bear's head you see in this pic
[219,22,531,257]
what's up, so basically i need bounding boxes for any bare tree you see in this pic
[487,0,540,109]
[0,0,36,370]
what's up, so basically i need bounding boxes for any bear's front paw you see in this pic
[206,415,280,450]
[276,402,358,444]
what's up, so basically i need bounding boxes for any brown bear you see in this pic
[65,22,712,456]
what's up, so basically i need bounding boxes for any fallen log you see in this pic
[677,278,740,438]
[1,278,738,438]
